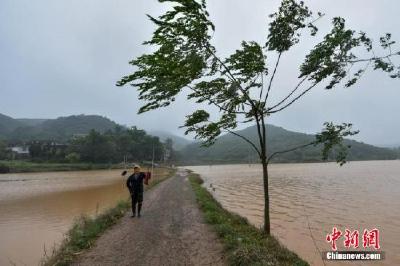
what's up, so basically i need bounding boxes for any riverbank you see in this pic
[41,167,176,266]
[0,160,126,173]
[188,172,308,266]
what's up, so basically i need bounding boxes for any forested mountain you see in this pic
[0,113,25,138]
[149,130,192,150]
[0,113,118,141]
[15,118,47,127]
[179,124,398,164]
[1,112,398,164]
[37,115,118,140]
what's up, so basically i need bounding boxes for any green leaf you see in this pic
[315,122,359,165]
[117,0,216,113]
[224,41,267,82]
[267,0,315,52]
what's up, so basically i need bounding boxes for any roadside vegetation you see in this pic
[41,167,176,266]
[188,172,308,266]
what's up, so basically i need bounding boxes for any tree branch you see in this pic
[265,50,399,115]
[264,52,282,105]
[266,142,315,164]
[225,129,261,157]
[204,45,258,109]
[186,85,247,114]
[259,73,264,100]
[245,73,261,91]
[348,51,400,63]
[267,83,318,114]
[254,113,265,158]
[267,76,308,112]
[261,114,267,160]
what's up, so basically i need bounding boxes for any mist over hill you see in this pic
[149,130,192,150]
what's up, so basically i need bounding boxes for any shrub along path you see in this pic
[72,169,226,266]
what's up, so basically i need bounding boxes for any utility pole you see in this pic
[151,143,155,177]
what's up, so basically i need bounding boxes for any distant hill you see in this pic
[0,113,118,141]
[2,112,398,163]
[1,113,192,147]
[16,118,47,127]
[149,130,192,150]
[179,124,398,164]
[0,113,25,138]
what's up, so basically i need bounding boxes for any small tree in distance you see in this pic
[117,0,400,234]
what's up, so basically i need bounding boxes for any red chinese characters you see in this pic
[326,227,342,251]
[326,227,380,250]
[363,228,380,249]
[344,229,359,248]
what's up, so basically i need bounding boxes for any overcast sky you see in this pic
[1,0,399,146]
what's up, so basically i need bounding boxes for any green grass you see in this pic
[42,201,129,266]
[41,167,177,266]
[0,160,123,173]
[188,173,309,266]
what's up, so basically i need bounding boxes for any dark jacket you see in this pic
[126,172,145,194]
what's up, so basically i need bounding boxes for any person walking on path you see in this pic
[73,169,226,265]
[123,165,146,217]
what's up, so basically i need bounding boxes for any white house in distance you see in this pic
[8,146,30,159]
[10,146,29,154]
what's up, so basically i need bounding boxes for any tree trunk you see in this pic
[255,115,270,234]
[261,158,270,234]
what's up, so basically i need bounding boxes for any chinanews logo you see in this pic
[323,227,385,261]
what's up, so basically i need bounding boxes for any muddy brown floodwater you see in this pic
[185,160,400,266]
[0,169,143,265]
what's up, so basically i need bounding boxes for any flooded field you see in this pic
[186,161,400,266]
[0,168,167,265]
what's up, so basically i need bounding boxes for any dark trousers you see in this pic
[130,192,143,215]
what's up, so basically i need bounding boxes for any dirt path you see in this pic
[73,169,226,266]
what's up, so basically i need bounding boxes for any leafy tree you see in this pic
[28,141,68,162]
[0,140,8,160]
[117,127,164,162]
[29,142,42,158]
[117,0,400,234]
[395,147,400,159]
[163,138,175,162]
[68,127,166,164]
[70,130,116,163]
[65,152,80,163]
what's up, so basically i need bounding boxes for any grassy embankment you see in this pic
[41,167,177,266]
[0,160,125,173]
[188,172,309,266]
